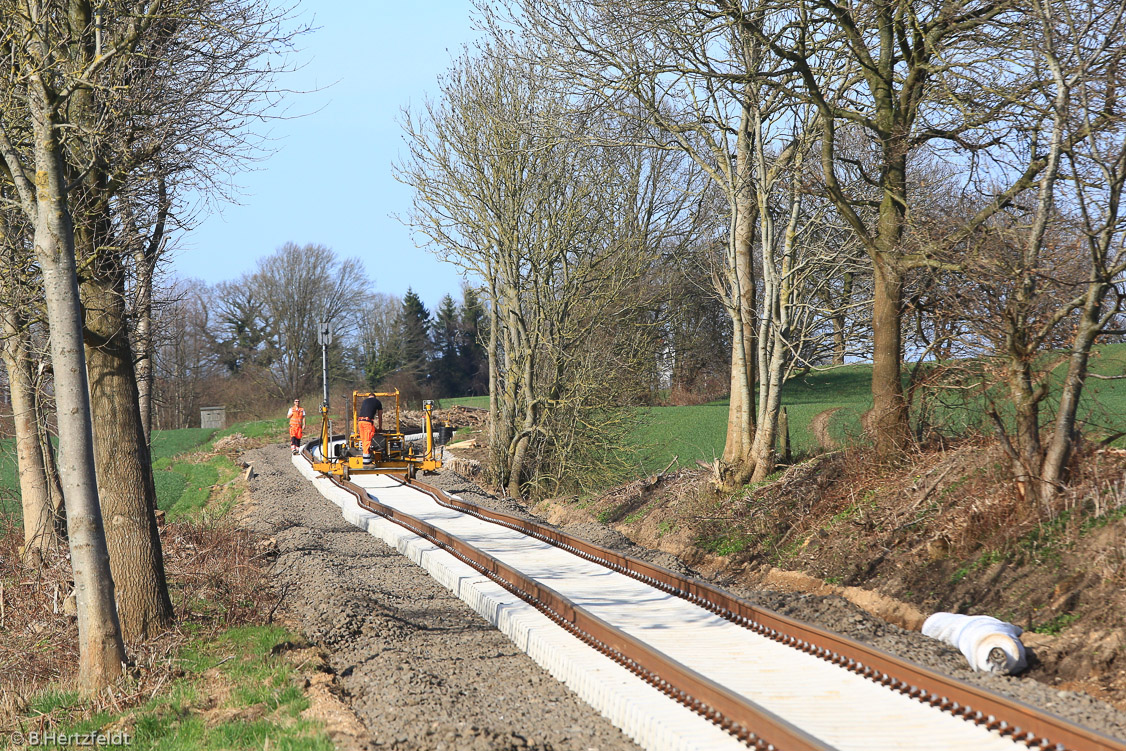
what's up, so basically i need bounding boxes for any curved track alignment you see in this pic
[296,445,1126,751]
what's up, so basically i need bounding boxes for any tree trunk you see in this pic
[779,407,791,465]
[722,308,754,479]
[831,272,853,366]
[1005,358,1044,489]
[39,427,66,519]
[0,312,57,566]
[131,175,168,445]
[1039,294,1105,503]
[81,264,174,641]
[750,333,788,482]
[508,431,531,500]
[29,113,126,691]
[720,102,757,487]
[34,381,67,529]
[869,254,909,458]
[505,310,537,500]
[486,276,510,490]
[133,249,155,444]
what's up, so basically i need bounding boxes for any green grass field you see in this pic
[632,364,875,473]
[433,348,1126,476]
[3,345,1125,516]
[1,419,287,524]
[613,344,1126,474]
[438,395,490,409]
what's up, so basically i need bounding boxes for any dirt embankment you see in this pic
[529,436,1126,722]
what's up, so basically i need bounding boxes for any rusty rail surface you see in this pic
[302,446,1126,751]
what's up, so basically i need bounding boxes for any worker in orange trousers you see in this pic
[287,399,306,455]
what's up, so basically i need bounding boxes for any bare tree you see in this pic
[399,40,700,497]
[508,0,875,482]
[115,0,302,438]
[0,0,302,680]
[88,0,301,638]
[729,0,1124,459]
[128,175,172,444]
[0,0,136,690]
[52,0,293,643]
[152,278,216,430]
[946,0,1126,502]
[248,243,369,399]
[507,0,780,484]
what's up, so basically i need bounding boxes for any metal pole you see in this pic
[319,321,332,461]
[322,338,329,410]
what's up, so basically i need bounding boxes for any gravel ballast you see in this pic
[242,445,638,751]
[242,445,1126,746]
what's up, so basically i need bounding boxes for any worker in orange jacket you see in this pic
[357,394,383,463]
[287,399,306,455]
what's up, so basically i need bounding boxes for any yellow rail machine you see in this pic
[312,390,445,480]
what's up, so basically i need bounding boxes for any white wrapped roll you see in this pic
[921,612,1028,675]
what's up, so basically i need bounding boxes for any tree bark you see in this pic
[505,298,536,499]
[1005,357,1045,488]
[0,311,57,566]
[131,174,168,445]
[37,389,67,527]
[133,249,155,444]
[720,102,758,486]
[28,112,126,691]
[1039,292,1105,503]
[81,261,174,641]
[869,253,909,458]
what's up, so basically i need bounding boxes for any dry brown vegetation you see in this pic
[530,437,1126,710]
[0,508,277,730]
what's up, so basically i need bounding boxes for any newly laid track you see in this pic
[295,446,1126,751]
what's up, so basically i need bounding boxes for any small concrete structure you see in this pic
[200,406,226,430]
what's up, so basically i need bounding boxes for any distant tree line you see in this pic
[147,244,491,428]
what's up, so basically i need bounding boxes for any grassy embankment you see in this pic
[0,419,335,751]
[441,343,1126,478]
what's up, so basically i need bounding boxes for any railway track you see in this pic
[294,444,1126,751]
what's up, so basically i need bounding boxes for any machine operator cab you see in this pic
[312,389,449,480]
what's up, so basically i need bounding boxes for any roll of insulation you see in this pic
[921,612,1028,675]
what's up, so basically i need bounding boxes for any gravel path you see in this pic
[242,446,1126,747]
[241,445,638,751]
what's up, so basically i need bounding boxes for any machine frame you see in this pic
[311,389,443,480]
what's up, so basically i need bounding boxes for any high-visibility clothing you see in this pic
[288,407,305,439]
[358,420,376,455]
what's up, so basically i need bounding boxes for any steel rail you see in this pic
[300,444,1126,751]
[319,468,828,750]
[398,474,1126,751]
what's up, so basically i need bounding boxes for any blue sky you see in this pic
[172,1,479,311]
